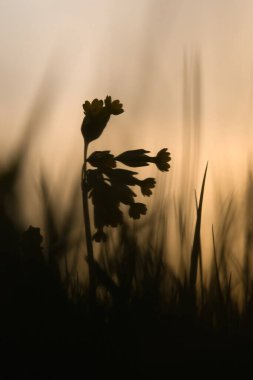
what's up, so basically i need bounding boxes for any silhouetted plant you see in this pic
[80,96,171,304]
[21,225,43,263]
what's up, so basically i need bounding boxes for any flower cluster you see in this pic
[81,97,171,242]
[85,148,171,242]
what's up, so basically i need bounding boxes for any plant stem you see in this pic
[82,141,96,307]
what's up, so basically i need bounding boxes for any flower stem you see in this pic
[82,141,96,307]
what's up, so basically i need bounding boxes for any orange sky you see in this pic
[1,0,253,159]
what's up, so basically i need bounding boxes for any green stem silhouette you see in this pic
[82,141,96,306]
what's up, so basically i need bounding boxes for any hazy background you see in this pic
[1,0,253,271]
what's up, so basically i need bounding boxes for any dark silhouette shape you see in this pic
[2,94,253,376]
[81,96,123,143]
[80,96,171,307]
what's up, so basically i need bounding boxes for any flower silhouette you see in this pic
[111,183,136,205]
[81,97,170,246]
[81,97,124,144]
[85,151,170,241]
[86,169,104,192]
[148,148,171,172]
[105,168,138,186]
[90,180,123,228]
[80,96,171,305]
[104,96,124,115]
[136,178,156,196]
[115,149,150,167]
[129,203,147,219]
[115,148,171,172]
[87,151,116,170]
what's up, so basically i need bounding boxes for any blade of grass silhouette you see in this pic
[0,154,24,252]
[243,171,253,308]
[214,196,235,290]
[226,273,232,309]
[195,190,204,308]
[39,173,60,273]
[82,141,96,308]
[189,162,208,300]
[212,225,223,306]
[173,196,187,279]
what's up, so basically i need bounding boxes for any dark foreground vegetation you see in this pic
[1,103,253,379]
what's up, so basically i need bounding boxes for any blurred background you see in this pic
[1,0,253,278]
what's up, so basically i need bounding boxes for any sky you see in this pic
[1,1,253,153]
[1,0,253,262]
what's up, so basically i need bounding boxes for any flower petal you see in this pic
[87,151,116,169]
[115,149,150,167]
[128,202,147,219]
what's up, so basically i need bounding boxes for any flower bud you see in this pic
[87,151,116,170]
[81,97,124,144]
[115,149,150,167]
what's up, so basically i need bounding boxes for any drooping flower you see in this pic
[135,178,156,196]
[128,202,147,219]
[105,168,138,186]
[87,151,116,170]
[111,183,136,205]
[115,149,150,167]
[148,148,171,172]
[90,180,123,229]
[81,97,124,144]
[86,169,104,192]
[81,98,171,247]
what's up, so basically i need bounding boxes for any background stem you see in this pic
[82,141,96,306]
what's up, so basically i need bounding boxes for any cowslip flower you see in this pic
[111,183,136,205]
[86,169,104,192]
[115,149,150,167]
[87,151,116,170]
[105,168,138,186]
[91,183,123,229]
[104,96,124,115]
[128,202,147,219]
[81,97,124,144]
[135,178,156,197]
[148,148,171,172]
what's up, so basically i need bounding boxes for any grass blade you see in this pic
[189,162,208,296]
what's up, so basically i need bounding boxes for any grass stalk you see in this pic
[212,225,223,305]
[189,163,208,299]
[81,142,96,307]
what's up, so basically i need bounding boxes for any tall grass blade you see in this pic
[194,190,204,306]
[212,225,223,305]
[189,162,208,296]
